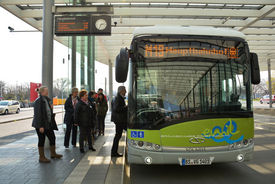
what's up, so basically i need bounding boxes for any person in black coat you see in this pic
[74,89,96,153]
[88,91,97,138]
[64,87,79,148]
[111,86,128,157]
[32,86,62,163]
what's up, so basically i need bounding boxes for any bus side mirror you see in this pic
[115,47,129,83]
[250,52,260,85]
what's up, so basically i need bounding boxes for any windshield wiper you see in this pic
[149,117,166,129]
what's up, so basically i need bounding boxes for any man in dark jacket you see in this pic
[32,86,62,163]
[111,86,127,157]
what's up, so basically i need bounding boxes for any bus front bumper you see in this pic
[127,142,254,165]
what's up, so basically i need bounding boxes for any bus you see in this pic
[115,26,260,165]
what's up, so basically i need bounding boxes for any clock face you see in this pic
[95,19,107,30]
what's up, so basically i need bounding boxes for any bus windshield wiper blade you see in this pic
[149,117,166,129]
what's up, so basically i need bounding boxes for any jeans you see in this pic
[64,117,77,147]
[79,126,92,149]
[97,115,106,134]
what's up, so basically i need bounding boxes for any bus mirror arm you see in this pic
[250,52,260,85]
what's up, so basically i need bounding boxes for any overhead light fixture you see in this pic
[8,26,39,33]
[222,17,231,24]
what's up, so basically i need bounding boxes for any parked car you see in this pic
[0,100,20,115]
[260,95,275,104]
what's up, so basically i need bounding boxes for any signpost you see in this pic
[55,15,111,36]
[55,16,90,36]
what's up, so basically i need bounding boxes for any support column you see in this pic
[88,36,91,91]
[42,0,54,102]
[268,59,272,108]
[71,0,77,88]
[71,36,76,88]
[92,36,95,90]
[109,60,113,111]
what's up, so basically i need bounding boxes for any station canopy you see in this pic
[1,0,275,71]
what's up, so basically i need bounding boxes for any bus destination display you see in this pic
[55,16,90,36]
[141,44,239,59]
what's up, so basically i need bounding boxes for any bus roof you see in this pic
[133,26,246,40]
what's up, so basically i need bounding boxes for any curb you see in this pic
[0,111,62,124]
[122,135,130,184]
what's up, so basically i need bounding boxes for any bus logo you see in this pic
[189,137,205,144]
[201,120,244,144]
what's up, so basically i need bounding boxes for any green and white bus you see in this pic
[115,26,260,165]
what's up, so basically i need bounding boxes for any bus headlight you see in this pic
[243,139,249,147]
[128,139,162,152]
[146,142,153,149]
[236,141,242,148]
[229,139,253,150]
[138,141,144,148]
[154,144,161,151]
[130,139,138,148]
[229,143,236,149]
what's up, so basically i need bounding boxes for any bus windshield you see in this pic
[128,36,252,129]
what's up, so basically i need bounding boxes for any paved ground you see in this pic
[0,112,126,184]
[0,102,273,184]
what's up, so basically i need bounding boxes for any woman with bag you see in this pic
[74,89,96,153]
[96,93,108,136]
[32,86,62,163]
[64,87,79,148]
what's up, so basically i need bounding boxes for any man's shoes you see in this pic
[89,147,96,151]
[80,149,85,153]
[111,153,123,157]
[65,146,69,148]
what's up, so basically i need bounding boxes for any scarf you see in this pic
[88,96,95,102]
[81,99,89,105]
[71,95,78,109]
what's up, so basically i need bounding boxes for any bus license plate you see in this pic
[182,158,212,165]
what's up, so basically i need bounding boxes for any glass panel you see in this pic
[128,37,251,129]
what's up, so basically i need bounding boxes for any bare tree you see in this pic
[53,78,71,98]
[252,79,268,99]
[0,81,31,101]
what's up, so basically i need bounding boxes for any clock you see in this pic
[92,16,111,35]
[95,19,107,30]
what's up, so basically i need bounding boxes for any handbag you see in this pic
[51,113,58,130]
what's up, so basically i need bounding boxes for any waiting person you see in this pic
[95,88,107,101]
[111,86,127,157]
[96,93,108,136]
[32,86,62,163]
[74,89,96,153]
[88,91,97,138]
[64,87,79,148]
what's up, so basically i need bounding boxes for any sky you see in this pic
[0,7,122,94]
